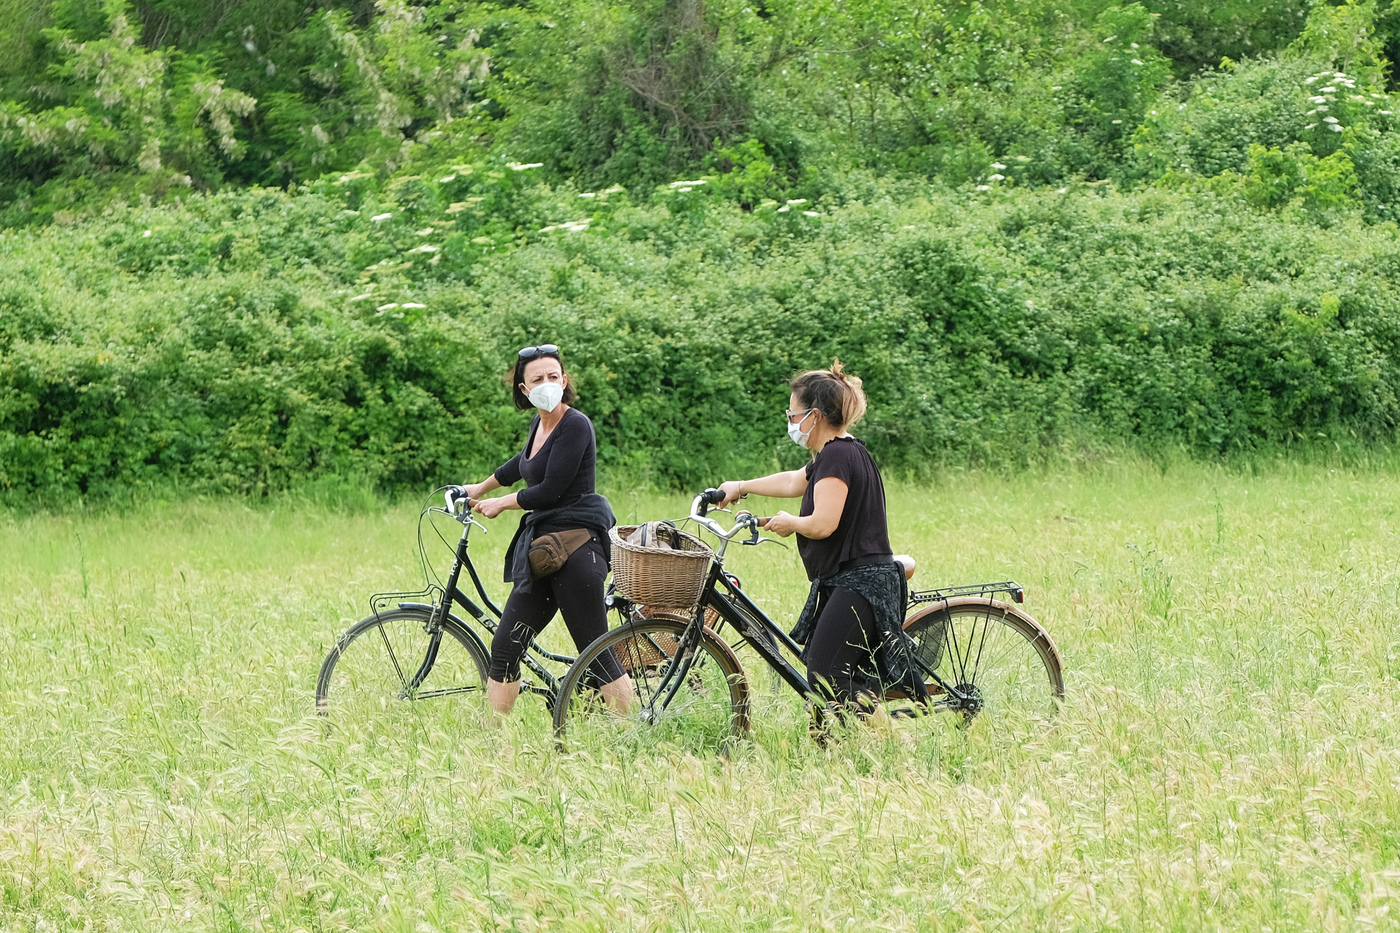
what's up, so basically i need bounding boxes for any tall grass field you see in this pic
[4,459,1400,931]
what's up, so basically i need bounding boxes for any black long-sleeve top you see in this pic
[494,407,596,514]
[494,407,613,592]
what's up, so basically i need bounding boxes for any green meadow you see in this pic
[4,459,1400,931]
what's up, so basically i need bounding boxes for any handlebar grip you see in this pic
[444,485,469,512]
[696,487,726,518]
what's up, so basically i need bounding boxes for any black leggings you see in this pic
[488,537,624,684]
[804,587,881,706]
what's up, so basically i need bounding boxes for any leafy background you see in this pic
[5,0,1400,500]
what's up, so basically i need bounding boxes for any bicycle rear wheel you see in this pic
[317,608,489,725]
[553,617,750,750]
[902,601,1063,724]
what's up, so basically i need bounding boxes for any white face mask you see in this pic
[527,382,565,413]
[787,409,814,449]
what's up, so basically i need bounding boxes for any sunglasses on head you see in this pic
[518,344,560,360]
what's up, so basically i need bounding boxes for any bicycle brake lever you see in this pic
[744,535,789,549]
[455,504,487,532]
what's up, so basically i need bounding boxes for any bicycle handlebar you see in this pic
[688,493,780,548]
[442,486,486,532]
[695,487,727,517]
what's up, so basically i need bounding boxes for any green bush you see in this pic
[4,176,1400,501]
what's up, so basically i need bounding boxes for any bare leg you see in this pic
[598,674,635,715]
[486,677,522,718]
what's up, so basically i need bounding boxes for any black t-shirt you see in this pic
[796,436,893,580]
[494,407,597,524]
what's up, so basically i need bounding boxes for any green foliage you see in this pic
[1139,0,1310,75]
[0,0,256,222]
[1242,141,1359,218]
[4,0,1400,214]
[7,0,1400,499]
[5,175,1400,499]
[497,0,757,191]
[1055,4,1173,177]
[1289,0,1387,83]
[704,139,785,206]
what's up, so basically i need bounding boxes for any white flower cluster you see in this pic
[538,219,591,234]
[1302,71,1374,133]
[768,199,821,216]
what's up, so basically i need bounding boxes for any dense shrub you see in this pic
[9,1,1400,502]
[4,177,1400,500]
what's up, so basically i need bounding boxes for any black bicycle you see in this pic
[552,489,1065,747]
[315,491,590,723]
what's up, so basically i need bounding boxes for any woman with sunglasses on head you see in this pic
[458,345,633,719]
[716,360,920,715]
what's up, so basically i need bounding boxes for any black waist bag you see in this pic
[528,528,594,579]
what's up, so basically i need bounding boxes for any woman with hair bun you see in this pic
[718,360,919,713]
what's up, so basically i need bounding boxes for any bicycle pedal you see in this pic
[889,708,921,720]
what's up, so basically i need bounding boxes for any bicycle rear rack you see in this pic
[908,580,1024,606]
[369,586,443,617]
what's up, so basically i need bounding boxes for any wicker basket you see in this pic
[610,524,714,608]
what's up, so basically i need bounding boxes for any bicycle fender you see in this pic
[903,597,1061,667]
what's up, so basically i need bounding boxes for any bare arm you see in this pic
[718,468,808,505]
[766,477,847,540]
[463,475,502,500]
[474,490,520,519]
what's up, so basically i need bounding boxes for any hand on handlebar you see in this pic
[444,485,469,512]
[717,480,745,507]
[764,510,798,538]
[473,496,511,519]
[446,481,494,511]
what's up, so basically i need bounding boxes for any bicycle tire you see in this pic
[553,617,750,750]
[902,600,1064,724]
[317,607,489,723]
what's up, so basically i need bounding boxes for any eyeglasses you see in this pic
[784,408,814,423]
[518,344,559,360]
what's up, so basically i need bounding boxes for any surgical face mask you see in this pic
[786,409,814,448]
[527,381,565,412]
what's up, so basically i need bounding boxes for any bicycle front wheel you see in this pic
[317,608,489,724]
[903,601,1064,725]
[553,617,750,750]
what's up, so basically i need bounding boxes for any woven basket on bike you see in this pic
[610,523,714,608]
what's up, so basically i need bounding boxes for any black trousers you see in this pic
[488,537,624,684]
[804,586,881,706]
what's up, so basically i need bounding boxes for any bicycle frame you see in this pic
[368,507,577,702]
[647,493,989,715]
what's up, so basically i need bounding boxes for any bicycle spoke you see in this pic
[555,620,749,749]
[969,610,1007,684]
[318,610,489,722]
[970,610,994,680]
[944,613,968,685]
[902,602,1062,725]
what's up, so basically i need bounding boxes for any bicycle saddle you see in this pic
[894,554,916,581]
